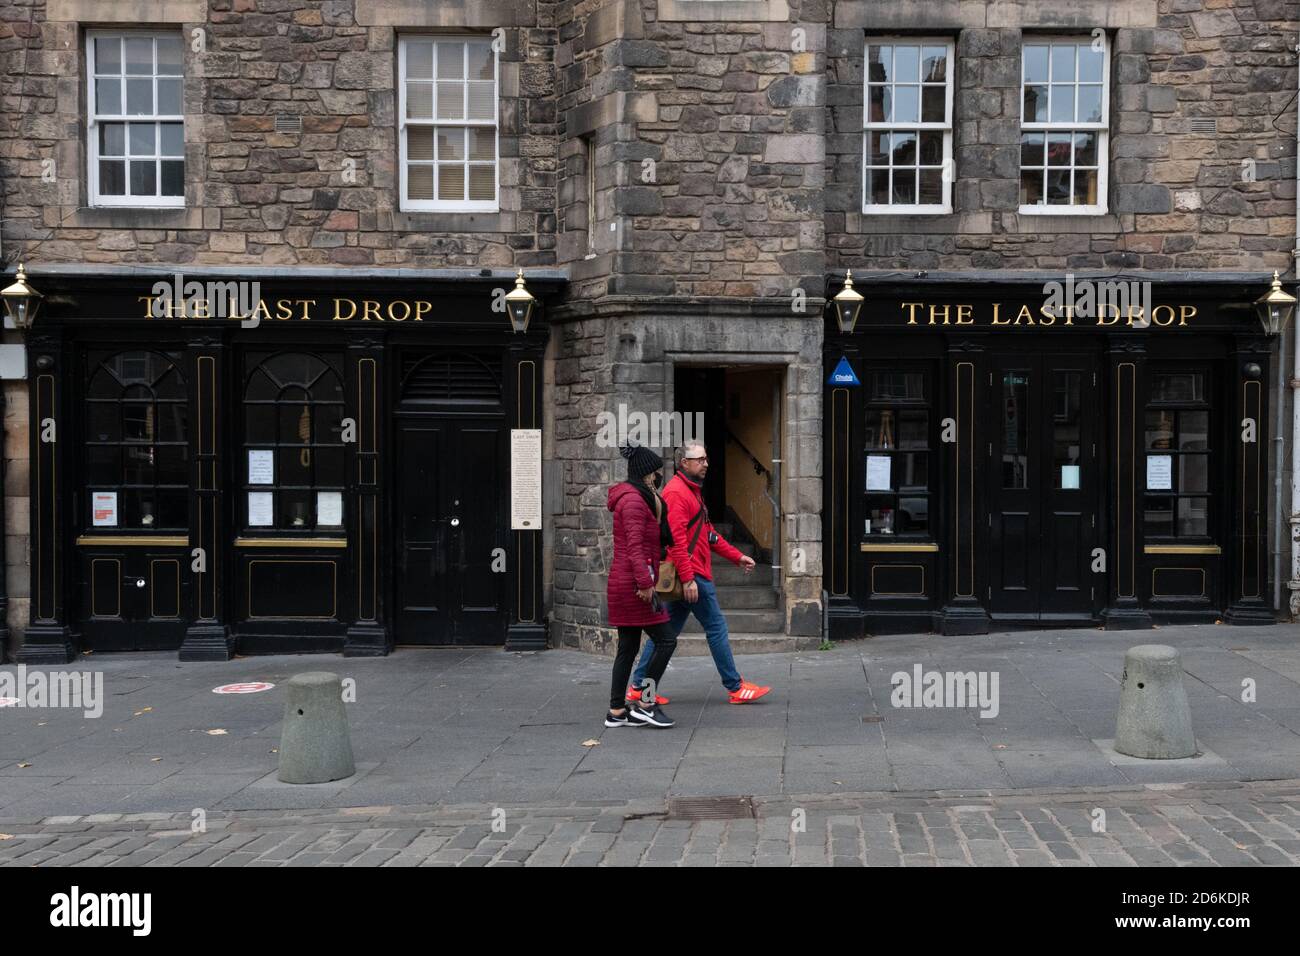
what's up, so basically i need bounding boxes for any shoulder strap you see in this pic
[686,510,706,554]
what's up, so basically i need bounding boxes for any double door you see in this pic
[986,352,1101,621]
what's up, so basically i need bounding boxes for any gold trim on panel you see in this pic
[1144,544,1221,555]
[235,537,348,548]
[1243,380,1261,599]
[248,559,338,619]
[150,558,181,618]
[77,535,188,547]
[90,557,120,618]
[870,564,926,597]
[956,362,974,597]
[1118,362,1136,599]
[37,373,55,621]
[831,388,848,597]
[1152,566,1207,599]
[861,542,939,552]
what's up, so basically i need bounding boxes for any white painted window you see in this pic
[1019,36,1110,215]
[862,39,954,214]
[399,35,500,212]
[87,32,185,207]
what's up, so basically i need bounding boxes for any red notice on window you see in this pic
[92,491,118,527]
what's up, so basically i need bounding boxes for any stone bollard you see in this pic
[1114,645,1197,759]
[278,671,355,784]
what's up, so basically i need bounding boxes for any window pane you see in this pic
[407,164,433,200]
[156,490,188,528]
[468,127,495,161]
[1023,45,1049,83]
[865,167,888,205]
[278,446,312,488]
[918,130,943,164]
[87,404,120,443]
[245,405,276,444]
[1020,131,1044,166]
[1078,44,1104,82]
[100,160,126,195]
[898,497,929,534]
[918,168,943,205]
[1050,44,1077,81]
[437,41,464,79]
[405,81,432,119]
[1046,132,1071,166]
[868,85,888,123]
[1072,168,1097,206]
[1019,167,1044,206]
[1077,84,1102,123]
[1023,85,1047,122]
[123,446,155,486]
[1045,169,1070,204]
[407,126,434,161]
[95,36,122,74]
[1152,373,1204,402]
[1001,371,1030,489]
[438,164,465,201]
[920,85,945,123]
[126,78,153,115]
[468,164,495,202]
[867,44,891,84]
[866,409,898,449]
[1073,131,1097,166]
[898,410,928,448]
[96,78,122,114]
[869,131,889,165]
[88,446,119,485]
[280,490,312,529]
[314,447,345,483]
[1049,85,1074,122]
[157,403,186,443]
[129,160,156,195]
[160,160,184,196]
[893,45,920,82]
[436,81,464,119]
[467,41,494,80]
[157,77,182,115]
[156,36,183,75]
[124,36,153,75]
[100,122,125,156]
[1053,372,1081,488]
[891,169,916,204]
[1146,409,1176,450]
[1178,497,1208,536]
[155,445,188,486]
[1144,497,1173,536]
[467,81,495,121]
[1180,411,1209,450]
[437,127,465,161]
[891,130,916,165]
[160,122,183,156]
[129,122,156,156]
[406,41,433,79]
[892,85,919,123]
[1180,454,1208,493]
[871,371,924,401]
[922,46,946,83]
[897,453,927,491]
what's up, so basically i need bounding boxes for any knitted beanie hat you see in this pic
[620,443,663,481]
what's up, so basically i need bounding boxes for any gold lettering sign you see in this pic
[140,296,430,321]
[896,302,1196,328]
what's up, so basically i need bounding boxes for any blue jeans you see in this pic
[632,577,742,692]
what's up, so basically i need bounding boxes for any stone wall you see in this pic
[2,374,29,644]
[826,0,1298,273]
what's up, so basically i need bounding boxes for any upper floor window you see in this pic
[863,40,953,214]
[398,36,499,212]
[87,32,184,207]
[1020,37,1108,215]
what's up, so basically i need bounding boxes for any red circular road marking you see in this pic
[212,682,275,695]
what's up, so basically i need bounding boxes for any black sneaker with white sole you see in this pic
[604,709,639,728]
[628,703,674,728]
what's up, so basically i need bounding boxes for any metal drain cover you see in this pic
[667,796,755,821]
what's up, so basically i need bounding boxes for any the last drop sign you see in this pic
[827,356,860,387]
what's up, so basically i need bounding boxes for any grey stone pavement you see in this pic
[2,622,1300,865]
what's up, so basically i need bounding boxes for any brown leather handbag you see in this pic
[654,497,703,603]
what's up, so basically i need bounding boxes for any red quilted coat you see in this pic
[606,482,670,628]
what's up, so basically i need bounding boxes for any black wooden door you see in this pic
[395,417,508,644]
[987,352,1100,620]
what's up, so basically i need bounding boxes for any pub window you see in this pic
[1143,371,1211,539]
[87,32,185,207]
[1019,36,1108,214]
[398,35,499,212]
[864,368,932,536]
[863,39,954,213]
[242,352,345,531]
[84,351,188,530]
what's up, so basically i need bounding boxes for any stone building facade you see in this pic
[0,0,1296,659]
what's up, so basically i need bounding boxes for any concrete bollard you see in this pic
[1114,645,1197,759]
[278,671,355,784]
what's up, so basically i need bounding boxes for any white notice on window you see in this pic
[248,492,274,526]
[1146,454,1172,491]
[317,491,343,527]
[248,449,274,485]
[92,491,118,527]
[1060,464,1080,490]
[866,455,892,491]
[511,428,542,530]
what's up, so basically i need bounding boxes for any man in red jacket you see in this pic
[628,442,772,704]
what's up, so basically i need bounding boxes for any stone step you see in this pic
[711,562,774,586]
[681,608,785,634]
[576,630,820,658]
[714,587,779,609]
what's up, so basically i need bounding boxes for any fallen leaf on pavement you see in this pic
[582,738,600,747]
[17,763,31,769]
[0,833,12,840]
[206,729,227,736]
[150,757,163,762]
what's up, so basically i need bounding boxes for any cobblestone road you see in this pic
[3,779,1297,867]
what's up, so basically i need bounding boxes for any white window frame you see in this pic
[1018,34,1110,216]
[398,35,501,213]
[862,38,954,215]
[86,30,185,208]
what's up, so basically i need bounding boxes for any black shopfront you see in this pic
[17,269,559,664]
[824,276,1281,638]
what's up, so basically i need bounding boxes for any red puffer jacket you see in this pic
[605,482,670,628]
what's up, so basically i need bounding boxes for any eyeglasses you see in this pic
[683,456,709,463]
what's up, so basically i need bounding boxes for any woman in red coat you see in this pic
[604,444,677,729]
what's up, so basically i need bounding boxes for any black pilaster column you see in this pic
[179,337,233,660]
[18,333,73,662]
[825,342,865,639]
[940,340,990,635]
[1101,334,1153,630]
[1225,337,1276,624]
[345,336,390,655]
[504,337,546,651]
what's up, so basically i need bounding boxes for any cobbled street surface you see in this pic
[2,623,1300,864]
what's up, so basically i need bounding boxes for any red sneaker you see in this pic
[626,686,670,706]
[728,680,771,704]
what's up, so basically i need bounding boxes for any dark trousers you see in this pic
[610,621,676,710]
